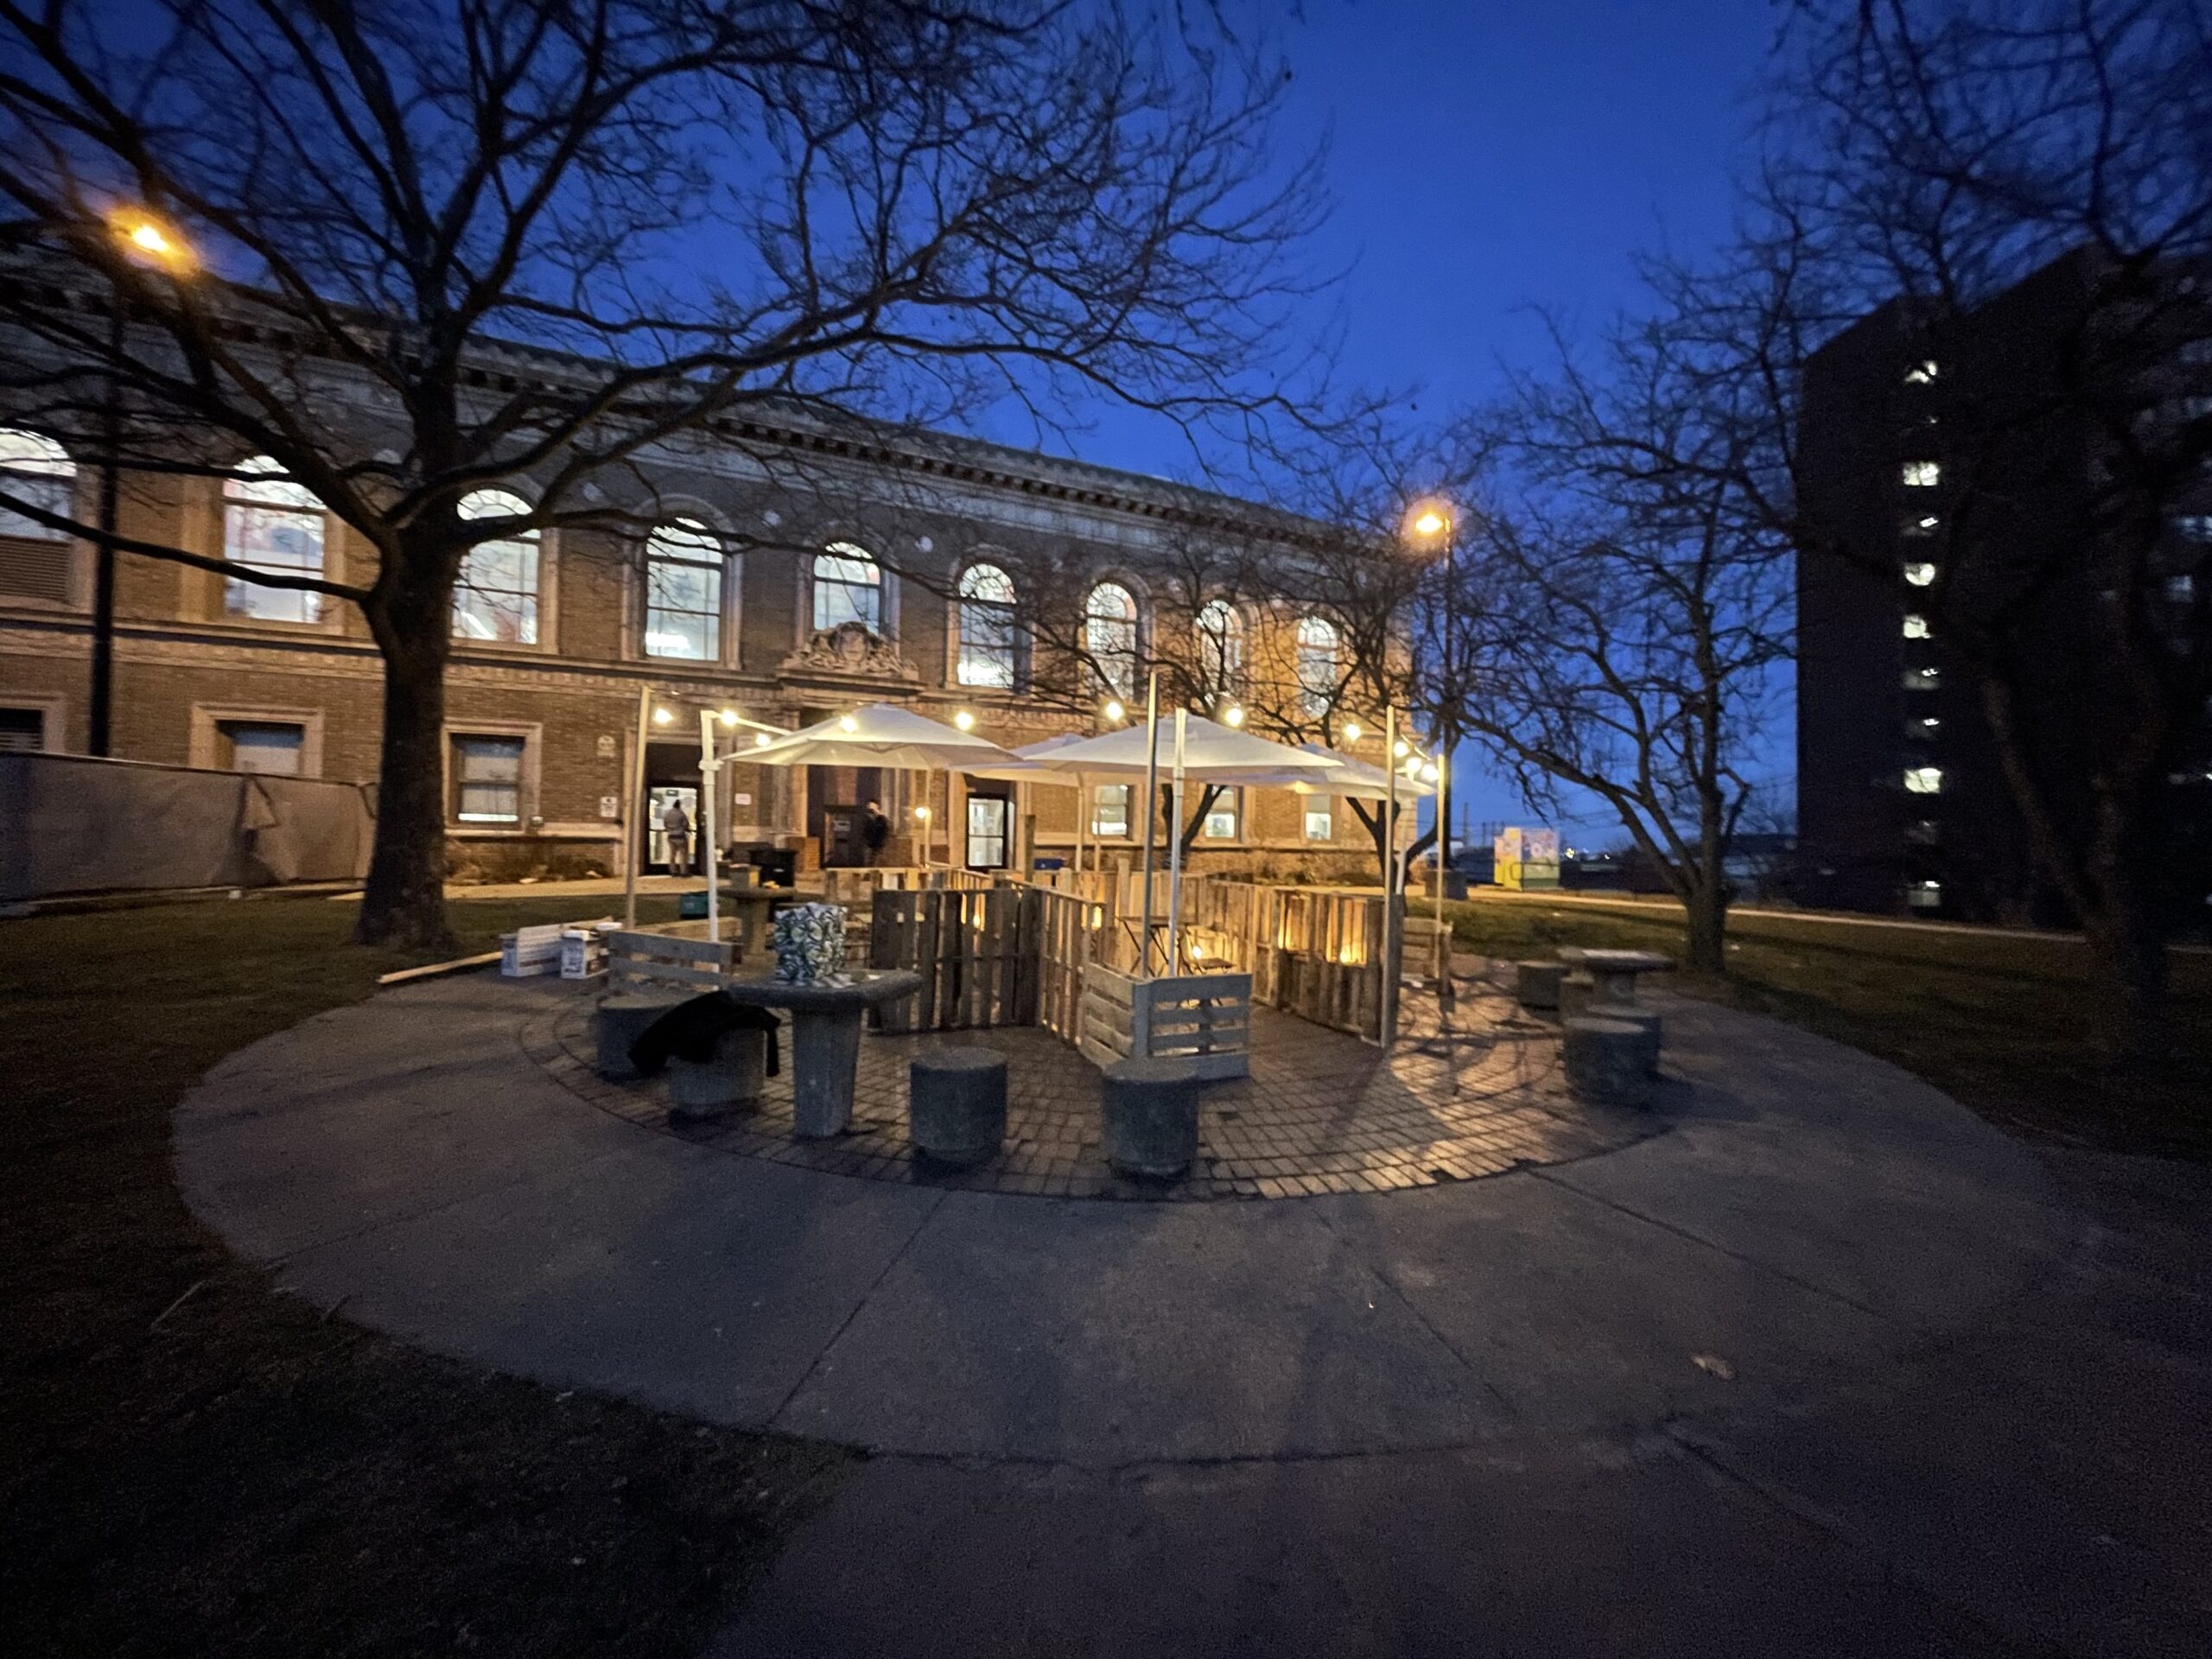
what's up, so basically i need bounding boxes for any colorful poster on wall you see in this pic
[1493,826,1561,890]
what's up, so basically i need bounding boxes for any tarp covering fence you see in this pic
[0,752,374,901]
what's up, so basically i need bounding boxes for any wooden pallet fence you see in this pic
[1077,963,1252,1079]
[868,885,1040,1033]
[1034,887,1104,1045]
[603,928,735,995]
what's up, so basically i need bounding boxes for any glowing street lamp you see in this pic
[1341,720,1363,743]
[718,708,739,727]
[652,706,674,727]
[1221,705,1245,728]
[953,709,976,731]
[111,207,196,274]
[1402,496,1453,555]
[1102,697,1126,724]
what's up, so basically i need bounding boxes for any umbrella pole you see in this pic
[697,710,720,946]
[1166,707,1186,969]
[1137,671,1159,975]
[1382,706,1401,1048]
[1074,770,1085,879]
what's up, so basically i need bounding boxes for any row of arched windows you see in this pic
[2,427,1345,702]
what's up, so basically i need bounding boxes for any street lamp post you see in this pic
[1403,498,1458,1011]
[90,209,195,757]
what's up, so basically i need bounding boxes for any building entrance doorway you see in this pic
[642,740,702,873]
[966,791,1010,870]
[807,763,883,868]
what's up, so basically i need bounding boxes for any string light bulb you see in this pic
[839,714,859,733]
[953,709,976,731]
[1103,698,1126,723]
[1342,721,1363,742]
[754,731,772,747]
[652,706,673,727]
[1222,705,1245,728]
[718,708,738,728]
[1394,739,1409,759]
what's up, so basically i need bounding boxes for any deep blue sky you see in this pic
[981,0,1786,846]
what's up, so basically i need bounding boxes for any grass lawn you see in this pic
[1421,892,2212,1159]
[0,892,849,1659]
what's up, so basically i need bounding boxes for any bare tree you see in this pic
[0,0,1329,946]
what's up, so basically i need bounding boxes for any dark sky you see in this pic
[977,1,1787,847]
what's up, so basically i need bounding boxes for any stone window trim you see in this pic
[215,455,346,634]
[1082,570,1150,699]
[188,702,326,779]
[451,486,559,657]
[0,427,87,612]
[0,691,69,753]
[629,503,740,668]
[798,537,898,649]
[441,717,543,832]
[947,554,1023,692]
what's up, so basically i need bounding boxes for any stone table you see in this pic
[1556,948,1674,1008]
[721,970,924,1138]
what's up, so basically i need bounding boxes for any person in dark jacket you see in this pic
[861,799,891,865]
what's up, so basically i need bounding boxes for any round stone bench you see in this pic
[1514,959,1567,1011]
[1604,1005,1664,1077]
[666,1026,768,1121]
[594,991,687,1081]
[1563,1016,1655,1109]
[909,1046,1009,1167]
[1101,1056,1202,1179]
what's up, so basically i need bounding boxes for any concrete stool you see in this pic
[1558,971,1599,1020]
[594,991,685,1080]
[1605,1006,1664,1077]
[666,1027,767,1121]
[910,1046,1008,1166]
[1102,1056,1202,1179]
[1515,960,1567,1011]
[1563,1017,1654,1108]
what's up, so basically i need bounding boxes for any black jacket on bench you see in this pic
[630,993,782,1077]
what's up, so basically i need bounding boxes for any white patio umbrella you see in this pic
[1027,709,1343,969]
[746,702,1021,866]
[1227,742,1435,800]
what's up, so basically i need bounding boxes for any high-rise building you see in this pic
[1796,251,2212,931]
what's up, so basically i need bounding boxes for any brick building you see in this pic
[0,400,1402,884]
[1796,251,2212,929]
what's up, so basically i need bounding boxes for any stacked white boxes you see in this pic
[499,922,569,977]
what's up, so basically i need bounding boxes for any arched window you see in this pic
[956,562,1018,688]
[1084,581,1139,696]
[813,543,881,632]
[1196,599,1243,695]
[224,455,326,623]
[1295,615,1339,717]
[0,429,76,604]
[452,488,539,645]
[643,518,722,659]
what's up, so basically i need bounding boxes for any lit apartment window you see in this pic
[955,563,1019,688]
[1904,562,1937,587]
[1900,461,1942,488]
[812,543,881,632]
[0,429,74,603]
[1904,666,1942,691]
[644,519,721,659]
[1902,512,1940,537]
[224,455,325,623]
[1906,879,1943,910]
[1203,788,1241,840]
[1916,715,1942,736]
[1904,818,1941,846]
[1303,799,1333,841]
[1090,783,1130,837]
[1904,360,1939,385]
[453,488,539,645]
[2165,574,2197,602]
[2175,515,2212,542]
[450,733,525,823]
[1902,613,1930,639]
[1904,766,1943,794]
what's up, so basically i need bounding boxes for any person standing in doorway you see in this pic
[861,798,891,866]
[661,797,692,877]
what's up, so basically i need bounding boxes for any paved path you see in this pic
[175,976,2211,1656]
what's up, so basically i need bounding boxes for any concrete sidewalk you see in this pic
[175,976,2212,1656]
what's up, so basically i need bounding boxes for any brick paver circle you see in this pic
[524,968,1661,1200]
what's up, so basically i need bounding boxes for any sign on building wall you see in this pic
[1492,826,1561,890]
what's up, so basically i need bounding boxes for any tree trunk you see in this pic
[1683,878,1727,975]
[356,556,456,950]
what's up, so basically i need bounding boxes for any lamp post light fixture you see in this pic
[718,707,739,728]
[1222,704,1245,728]
[652,705,674,727]
[1102,697,1126,724]
[953,709,976,731]
[1342,720,1362,743]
